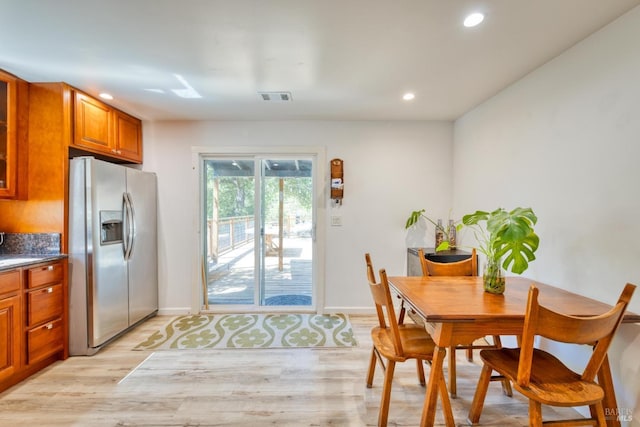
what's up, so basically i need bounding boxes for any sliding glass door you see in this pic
[203,156,314,309]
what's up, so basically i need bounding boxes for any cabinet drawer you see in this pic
[26,283,63,326]
[0,270,21,295]
[27,318,63,364]
[27,262,63,288]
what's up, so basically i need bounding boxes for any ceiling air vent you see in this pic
[259,91,292,102]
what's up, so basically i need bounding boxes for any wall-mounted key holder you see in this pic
[330,158,344,205]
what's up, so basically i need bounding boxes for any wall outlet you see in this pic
[331,216,342,226]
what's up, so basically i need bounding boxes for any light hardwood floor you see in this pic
[0,315,580,426]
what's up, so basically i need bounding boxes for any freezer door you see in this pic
[89,159,129,347]
[126,168,158,324]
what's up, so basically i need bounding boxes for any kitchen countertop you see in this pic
[0,253,68,271]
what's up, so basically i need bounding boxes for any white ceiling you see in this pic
[1,0,638,121]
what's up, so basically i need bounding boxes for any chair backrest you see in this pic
[365,252,377,285]
[418,248,477,277]
[364,253,404,355]
[516,283,636,387]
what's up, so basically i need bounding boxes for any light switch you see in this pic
[331,216,342,226]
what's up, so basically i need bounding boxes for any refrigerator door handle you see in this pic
[123,192,135,260]
[127,192,136,258]
[123,193,130,259]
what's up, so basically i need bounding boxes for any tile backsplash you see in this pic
[0,233,61,255]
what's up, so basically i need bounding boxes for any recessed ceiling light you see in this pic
[99,93,114,100]
[403,93,415,101]
[464,12,484,27]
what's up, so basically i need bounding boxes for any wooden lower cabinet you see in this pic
[0,294,21,382]
[25,262,64,365]
[0,269,21,382]
[0,259,68,393]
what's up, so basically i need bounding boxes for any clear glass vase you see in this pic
[483,260,505,294]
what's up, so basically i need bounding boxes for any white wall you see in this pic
[453,7,640,425]
[142,120,453,314]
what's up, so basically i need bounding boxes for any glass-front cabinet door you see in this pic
[0,70,17,198]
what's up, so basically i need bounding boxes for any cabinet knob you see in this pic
[45,323,53,330]
[47,265,54,271]
[46,287,53,293]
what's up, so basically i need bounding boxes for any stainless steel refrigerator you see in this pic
[68,157,158,355]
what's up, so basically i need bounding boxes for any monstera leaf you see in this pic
[462,207,539,275]
[495,230,539,274]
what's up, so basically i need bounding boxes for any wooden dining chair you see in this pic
[468,283,636,427]
[368,253,412,326]
[365,253,428,388]
[417,248,512,399]
[420,247,477,278]
[364,253,453,427]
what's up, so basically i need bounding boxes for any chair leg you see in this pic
[467,363,492,425]
[367,347,377,388]
[448,346,457,398]
[397,299,406,325]
[466,346,474,362]
[592,402,607,426]
[378,360,396,427]
[528,399,543,427]
[416,360,426,386]
[499,375,513,397]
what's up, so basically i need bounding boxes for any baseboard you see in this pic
[158,307,377,316]
[157,307,194,316]
[322,307,376,315]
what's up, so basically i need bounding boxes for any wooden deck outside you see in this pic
[206,234,313,307]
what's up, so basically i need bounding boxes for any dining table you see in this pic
[387,275,640,427]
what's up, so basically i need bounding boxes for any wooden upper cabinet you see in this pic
[74,92,112,151]
[72,90,142,164]
[113,110,142,163]
[0,69,28,199]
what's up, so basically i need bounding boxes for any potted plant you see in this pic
[461,207,539,294]
[405,209,457,251]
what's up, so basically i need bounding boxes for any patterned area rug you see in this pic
[133,313,357,350]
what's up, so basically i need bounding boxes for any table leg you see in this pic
[420,346,454,427]
[448,346,457,398]
[598,355,621,427]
